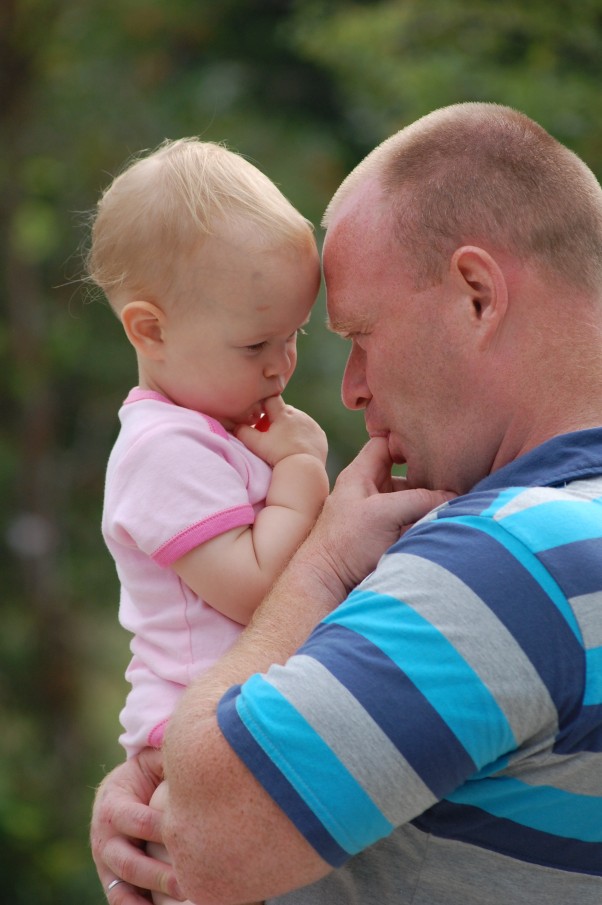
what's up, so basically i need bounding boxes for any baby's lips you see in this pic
[255,413,271,432]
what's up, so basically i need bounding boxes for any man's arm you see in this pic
[162,438,454,903]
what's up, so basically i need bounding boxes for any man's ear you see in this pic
[120,301,167,360]
[450,246,508,348]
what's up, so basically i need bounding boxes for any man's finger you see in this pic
[389,487,456,527]
[100,837,181,901]
[336,436,393,490]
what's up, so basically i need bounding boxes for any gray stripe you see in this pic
[268,821,602,905]
[264,654,437,824]
[493,486,561,521]
[364,552,559,747]
[564,476,602,500]
[570,591,602,649]
[496,750,602,797]
[493,478,602,522]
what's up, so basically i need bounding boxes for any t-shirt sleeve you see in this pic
[217,510,579,866]
[105,419,258,566]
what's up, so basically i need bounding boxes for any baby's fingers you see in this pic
[262,394,286,421]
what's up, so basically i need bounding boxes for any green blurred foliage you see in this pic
[2,0,602,901]
[290,0,602,165]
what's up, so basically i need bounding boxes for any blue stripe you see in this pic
[447,776,602,842]
[401,519,585,722]
[585,648,602,705]
[323,589,516,769]
[231,674,393,854]
[449,516,582,637]
[538,536,602,599]
[478,487,526,518]
[496,498,602,553]
[414,801,602,875]
[217,686,348,865]
[300,623,477,797]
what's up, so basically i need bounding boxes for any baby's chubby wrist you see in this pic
[272,449,329,472]
[269,452,330,511]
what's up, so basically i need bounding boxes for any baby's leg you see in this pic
[148,781,263,905]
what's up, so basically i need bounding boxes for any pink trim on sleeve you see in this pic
[148,718,169,749]
[151,504,256,567]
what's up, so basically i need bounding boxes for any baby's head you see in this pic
[87,138,316,311]
[87,139,320,427]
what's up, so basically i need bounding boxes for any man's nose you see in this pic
[341,343,371,410]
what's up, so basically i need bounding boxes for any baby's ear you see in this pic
[120,301,166,360]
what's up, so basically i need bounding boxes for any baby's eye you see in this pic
[245,341,267,353]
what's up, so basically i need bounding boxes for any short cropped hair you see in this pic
[87,138,314,309]
[325,103,602,292]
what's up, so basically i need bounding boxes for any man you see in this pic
[92,103,602,904]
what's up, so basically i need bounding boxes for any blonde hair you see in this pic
[325,103,602,292]
[87,138,314,309]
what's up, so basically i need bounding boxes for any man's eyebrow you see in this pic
[325,315,370,336]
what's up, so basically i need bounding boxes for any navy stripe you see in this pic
[217,686,348,866]
[398,520,584,723]
[538,536,602,599]
[299,623,477,798]
[554,702,602,755]
[427,490,512,521]
[413,800,602,875]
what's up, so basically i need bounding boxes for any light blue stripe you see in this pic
[447,776,602,842]
[584,647,602,705]
[452,515,582,639]
[235,674,393,853]
[497,498,602,553]
[324,590,515,769]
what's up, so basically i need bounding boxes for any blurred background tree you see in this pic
[2,0,602,901]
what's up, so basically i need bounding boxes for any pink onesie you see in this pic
[102,388,272,757]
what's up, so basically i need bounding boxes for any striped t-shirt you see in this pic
[218,428,602,903]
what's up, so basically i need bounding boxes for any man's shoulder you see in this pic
[410,476,602,540]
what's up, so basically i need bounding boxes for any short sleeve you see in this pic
[217,509,579,866]
[103,411,270,566]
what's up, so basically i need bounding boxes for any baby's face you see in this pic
[158,233,320,429]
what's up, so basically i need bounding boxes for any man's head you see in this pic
[324,103,602,493]
[325,102,602,294]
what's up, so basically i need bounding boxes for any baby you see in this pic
[87,138,329,904]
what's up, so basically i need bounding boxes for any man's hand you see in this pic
[90,748,184,903]
[295,436,455,601]
[235,395,328,466]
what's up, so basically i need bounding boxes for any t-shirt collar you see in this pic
[473,427,602,493]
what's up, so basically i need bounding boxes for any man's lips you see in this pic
[368,429,389,439]
[367,427,407,465]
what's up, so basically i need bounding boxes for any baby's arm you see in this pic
[171,396,329,625]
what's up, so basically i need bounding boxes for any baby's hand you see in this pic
[235,395,328,467]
